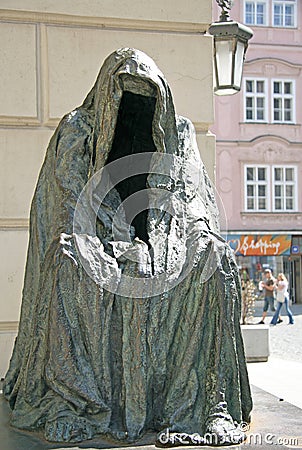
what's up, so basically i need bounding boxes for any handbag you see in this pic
[276,290,286,303]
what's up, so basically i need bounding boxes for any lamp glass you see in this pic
[234,40,245,88]
[214,37,245,96]
[215,40,233,86]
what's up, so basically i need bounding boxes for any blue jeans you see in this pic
[271,296,294,325]
[263,296,275,312]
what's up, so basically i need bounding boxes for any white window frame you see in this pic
[244,78,268,122]
[244,165,298,212]
[244,0,268,26]
[272,165,298,212]
[272,0,297,28]
[271,79,296,124]
[244,165,271,212]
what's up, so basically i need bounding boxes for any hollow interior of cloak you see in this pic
[106,91,157,245]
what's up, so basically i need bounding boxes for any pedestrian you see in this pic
[271,273,294,325]
[258,268,276,324]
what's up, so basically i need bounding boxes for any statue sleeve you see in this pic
[54,112,92,230]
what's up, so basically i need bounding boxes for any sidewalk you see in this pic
[247,302,302,410]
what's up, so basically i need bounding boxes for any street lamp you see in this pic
[209,0,253,96]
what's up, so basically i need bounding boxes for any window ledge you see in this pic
[243,25,297,30]
[239,122,298,126]
[241,211,301,215]
[240,211,302,227]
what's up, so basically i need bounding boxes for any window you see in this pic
[273,1,296,27]
[244,0,296,28]
[273,166,296,211]
[244,1,267,25]
[272,80,295,123]
[244,78,295,123]
[245,166,269,211]
[245,165,297,212]
[245,79,267,122]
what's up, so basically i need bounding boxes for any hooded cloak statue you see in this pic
[4,48,252,445]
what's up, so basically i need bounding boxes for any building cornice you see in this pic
[0,218,29,230]
[0,321,19,332]
[216,134,302,146]
[0,8,207,34]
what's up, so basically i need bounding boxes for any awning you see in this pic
[224,234,292,256]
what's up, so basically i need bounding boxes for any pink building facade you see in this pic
[211,0,302,302]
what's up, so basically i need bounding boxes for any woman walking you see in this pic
[271,273,294,325]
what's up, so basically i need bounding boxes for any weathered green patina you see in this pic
[3,48,252,445]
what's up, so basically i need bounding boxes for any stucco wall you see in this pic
[0,1,215,376]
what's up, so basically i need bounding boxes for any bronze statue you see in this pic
[4,48,252,445]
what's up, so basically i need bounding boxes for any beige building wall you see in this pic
[0,0,215,376]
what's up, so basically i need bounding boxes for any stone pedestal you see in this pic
[241,325,270,362]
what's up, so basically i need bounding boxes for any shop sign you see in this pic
[225,234,291,256]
